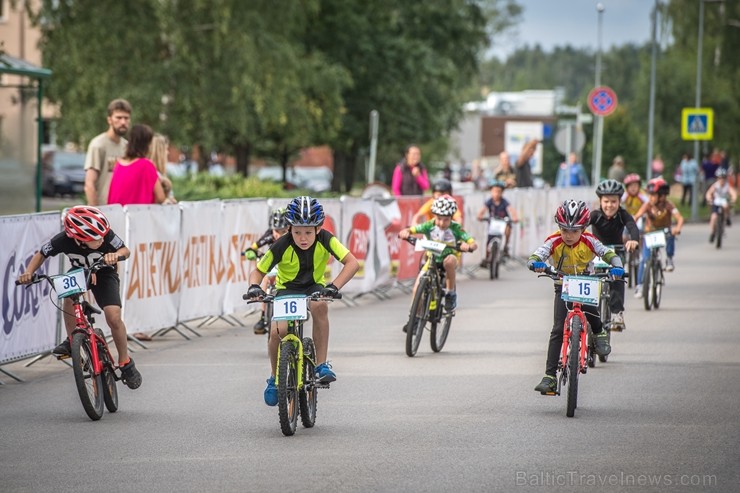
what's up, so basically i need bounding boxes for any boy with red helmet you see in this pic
[17,206,142,389]
[527,200,624,395]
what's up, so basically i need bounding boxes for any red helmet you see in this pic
[555,199,590,230]
[646,177,669,195]
[623,173,641,186]
[63,206,110,242]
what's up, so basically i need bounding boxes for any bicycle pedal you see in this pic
[316,383,331,389]
[55,354,70,361]
[542,391,558,396]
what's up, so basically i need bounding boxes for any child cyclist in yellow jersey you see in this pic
[16,206,142,389]
[243,208,290,334]
[621,173,648,221]
[633,178,684,295]
[411,178,462,225]
[246,196,359,406]
[528,200,624,395]
[399,195,477,318]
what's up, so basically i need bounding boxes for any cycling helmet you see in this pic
[623,173,641,186]
[285,196,324,227]
[715,167,728,178]
[63,205,110,242]
[430,194,458,217]
[489,180,506,189]
[595,179,625,197]
[646,177,669,195]
[270,208,289,229]
[432,178,452,194]
[554,199,590,230]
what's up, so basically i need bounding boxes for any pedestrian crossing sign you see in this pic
[681,108,714,140]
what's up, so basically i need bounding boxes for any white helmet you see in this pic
[430,195,458,217]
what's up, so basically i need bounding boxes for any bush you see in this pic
[170,174,337,201]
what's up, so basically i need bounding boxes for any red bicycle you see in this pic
[16,256,126,420]
[539,267,609,417]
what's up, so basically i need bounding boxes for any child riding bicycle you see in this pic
[528,200,624,395]
[16,205,142,389]
[633,177,684,295]
[706,168,737,241]
[245,196,359,406]
[476,179,518,265]
[411,178,462,225]
[244,208,290,334]
[589,179,640,330]
[399,195,477,319]
[621,173,648,220]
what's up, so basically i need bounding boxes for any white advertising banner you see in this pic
[178,200,226,321]
[0,212,62,363]
[341,197,377,294]
[222,200,269,315]
[123,205,181,332]
[373,198,400,287]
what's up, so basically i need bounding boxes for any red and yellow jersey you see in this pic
[529,231,618,276]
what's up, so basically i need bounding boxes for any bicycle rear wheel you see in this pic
[430,312,453,353]
[277,341,299,436]
[406,276,429,357]
[627,250,639,289]
[299,338,317,429]
[716,211,724,249]
[642,259,653,311]
[71,332,104,421]
[566,318,581,418]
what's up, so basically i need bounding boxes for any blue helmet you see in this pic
[285,196,324,227]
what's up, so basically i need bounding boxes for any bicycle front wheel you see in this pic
[653,261,663,309]
[430,312,453,353]
[299,337,318,429]
[716,211,724,249]
[566,318,581,418]
[642,259,653,311]
[277,341,299,436]
[406,276,430,357]
[489,241,499,280]
[71,333,104,421]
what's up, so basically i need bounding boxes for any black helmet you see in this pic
[554,199,590,229]
[270,208,289,229]
[595,179,625,197]
[432,178,452,194]
[285,196,325,227]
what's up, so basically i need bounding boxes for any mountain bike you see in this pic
[16,256,126,421]
[402,237,467,356]
[244,292,338,436]
[591,248,628,364]
[711,197,727,249]
[480,217,515,280]
[626,242,640,289]
[538,267,608,417]
[243,249,278,339]
[641,228,671,311]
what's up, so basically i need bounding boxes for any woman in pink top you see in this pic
[108,124,166,206]
[391,144,430,196]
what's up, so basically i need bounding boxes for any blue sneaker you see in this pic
[315,362,336,383]
[264,376,278,406]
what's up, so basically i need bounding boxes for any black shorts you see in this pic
[275,283,324,298]
[86,270,122,308]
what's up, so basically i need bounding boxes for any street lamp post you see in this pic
[591,3,605,185]
[646,0,658,182]
[691,0,705,222]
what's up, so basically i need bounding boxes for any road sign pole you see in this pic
[691,1,705,222]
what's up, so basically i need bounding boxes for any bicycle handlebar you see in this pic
[15,255,127,286]
[478,217,517,224]
[532,264,627,281]
[401,236,467,252]
[242,291,342,303]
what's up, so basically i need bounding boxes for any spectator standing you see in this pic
[650,154,665,179]
[607,155,626,182]
[494,152,517,189]
[107,124,166,206]
[678,152,698,205]
[391,145,429,196]
[148,133,177,204]
[701,150,721,206]
[514,139,538,188]
[555,152,590,187]
[84,99,132,205]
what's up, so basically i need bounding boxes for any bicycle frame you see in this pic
[559,302,589,382]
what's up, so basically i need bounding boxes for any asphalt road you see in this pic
[1,223,738,493]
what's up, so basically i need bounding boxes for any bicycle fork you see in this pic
[275,332,304,389]
[557,312,589,393]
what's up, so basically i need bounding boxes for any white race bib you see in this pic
[487,218,508,236]
[415,238,447,254]
[272,295,309,321]
[561,275,601,306]
[51,269,87,299]
[644,231,667,249]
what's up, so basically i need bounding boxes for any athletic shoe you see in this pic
[445,291,457,311]
[594,332,611,356]
[665,258,674,272]
[119,359,142,389]
[52,339,71,357]
[479,260,489,268]
[610,312,625,331]
[315,362,336,383]
[264,376,278,406]
[709,233,715,243]
[253,316,267,335]
[634,285,643,299]
[534,375,557,394]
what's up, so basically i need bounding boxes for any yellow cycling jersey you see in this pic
[529,231,619,276]
[622,191,648,217]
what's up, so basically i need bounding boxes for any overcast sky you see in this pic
[491,0,655,59]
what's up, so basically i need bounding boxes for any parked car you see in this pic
[256,166,332,193]
[42,150,86,197]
